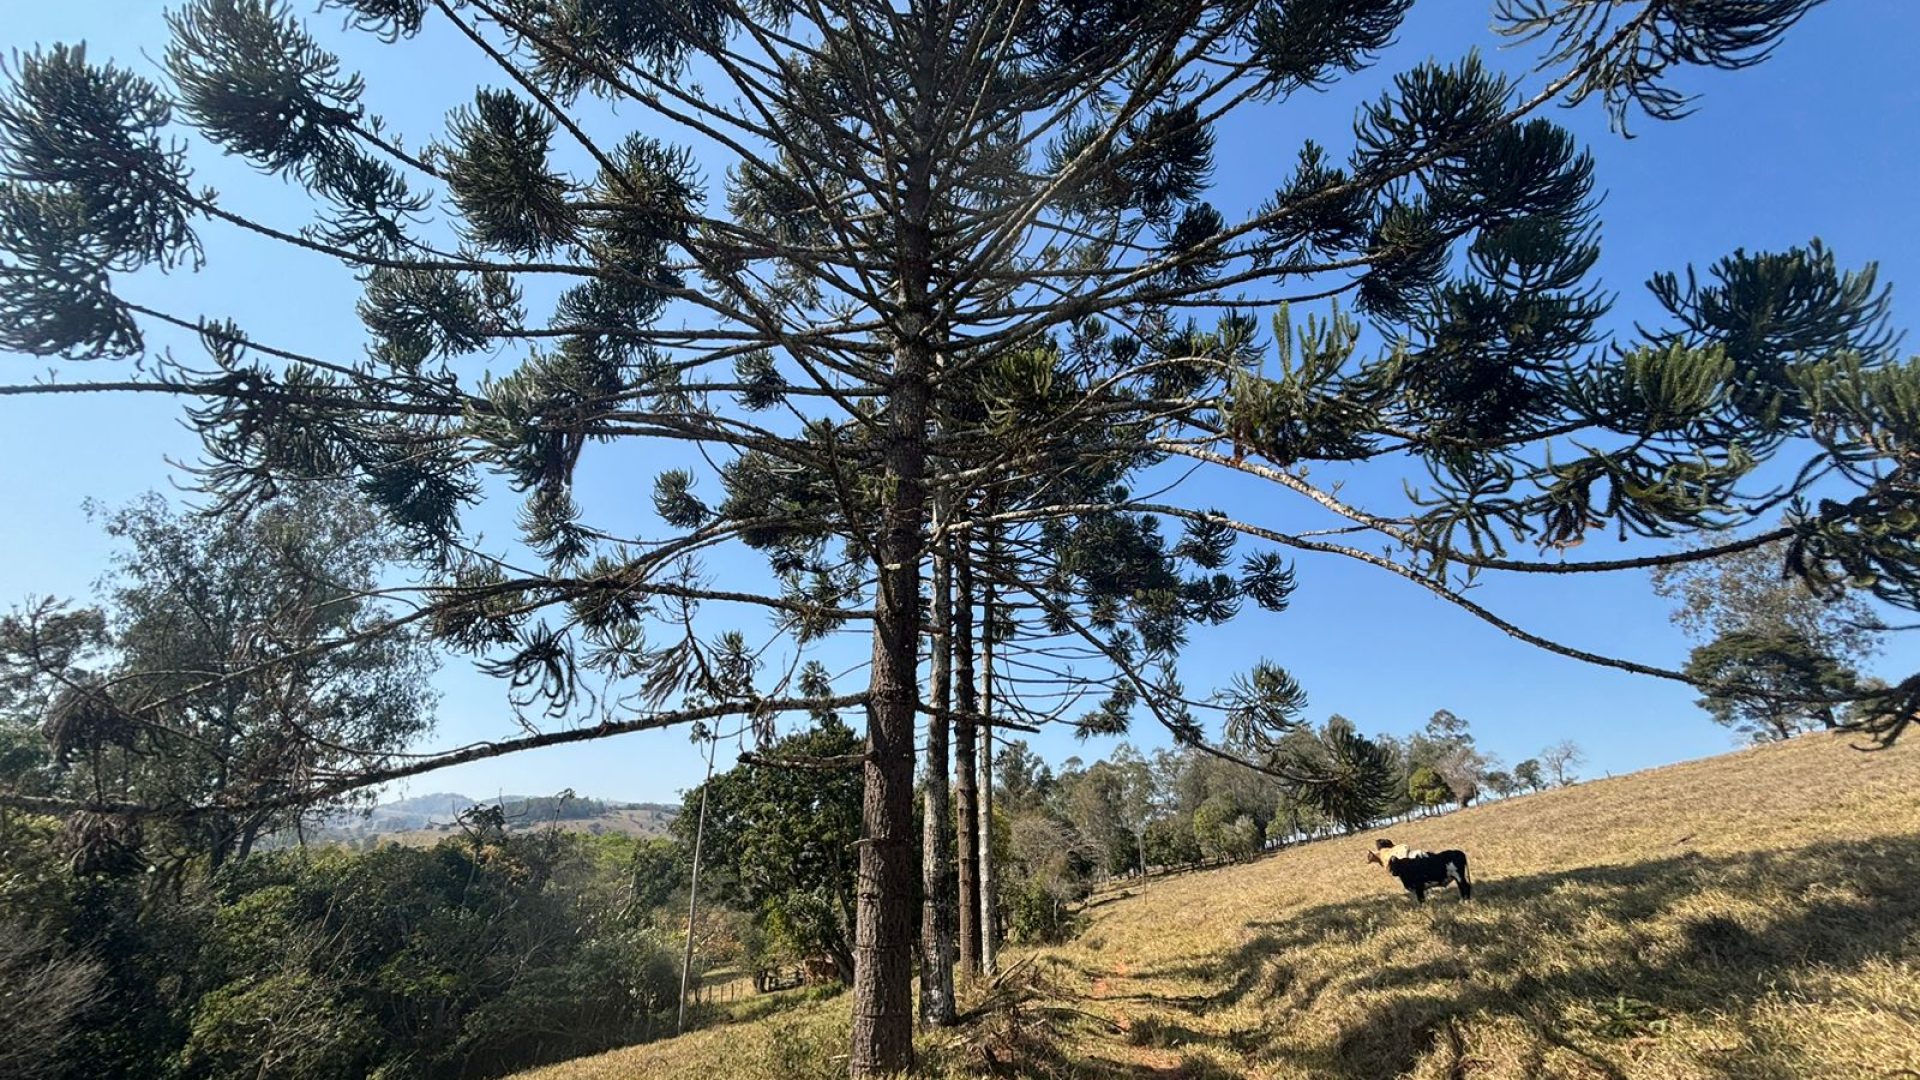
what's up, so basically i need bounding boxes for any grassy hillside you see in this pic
[509,733,1920,1079]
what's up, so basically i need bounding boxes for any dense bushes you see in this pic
[2,817,682,1080]
[0,918,103,1080]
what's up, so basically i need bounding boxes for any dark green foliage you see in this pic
[0,45,196,271]
[1004,880,1083,945]
[0,184,140,358]
[652,468,710,528]
[1173,514,1236,571]
[627,837,686,912]
[1648,240,1896,440]
[1654,535,1890,742]
[166,0,426,254]
[732,349,788,411]
[993,740,1056,812]
[1250,0,1411,95]
[1498,0,1821,128]
[0,918,104,1078]
[1685,629,1858,743]
[1002,809,1092,944]
[1192,792,1259,860]
[165,0,364,175]
[0,46,197,358]
[358,267,495,365]
[0,814,687,1080]
[320,0,427,41]
[1143,814,1202,867]
[443,90,576,256]
[510,0,738,97]
[1118,104,1214,226]
[1278,716,1399,831]
[1220,660,1310,752]
[0,4,1908,1073]
[195,834,676,1080]
[1238,552,1297,613]
[4,486,437,871]
[678,719,863,980]
[1408,764,1452,810]
[1513,758,1545,793]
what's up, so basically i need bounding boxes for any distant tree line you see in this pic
[640,707,1589,967]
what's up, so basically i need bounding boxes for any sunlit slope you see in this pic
[513,732,1920,1079]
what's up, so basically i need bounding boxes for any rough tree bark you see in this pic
[952,542,981,977]
[919,524,957,1026]
[978,534,999,974]
[854,332,929,1074]
[851,65,935,1070]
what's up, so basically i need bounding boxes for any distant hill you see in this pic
[306,792,680,847]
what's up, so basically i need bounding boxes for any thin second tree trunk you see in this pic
[978,535,999,975]
[919,531,957,1026]
[952,543,981,977]
[677,728,719,1035]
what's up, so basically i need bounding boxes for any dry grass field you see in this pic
[509,732,1920,1080]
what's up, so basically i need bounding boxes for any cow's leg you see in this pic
[1449,856,1472,900]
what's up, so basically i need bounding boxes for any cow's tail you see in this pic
[1451,852,1472,900]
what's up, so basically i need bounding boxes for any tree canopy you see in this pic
[1655,538,1885,741]
[1,486,436,874]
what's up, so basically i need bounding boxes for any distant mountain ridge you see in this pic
[312,791,681,844]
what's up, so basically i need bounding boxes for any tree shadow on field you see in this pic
[1115,834,1920,1079]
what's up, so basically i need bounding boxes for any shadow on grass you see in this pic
[1080,834,1920,1079]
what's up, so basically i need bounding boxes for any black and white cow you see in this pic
[1367,838,1471,903]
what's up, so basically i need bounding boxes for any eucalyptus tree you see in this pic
[1,486,435,876]
[2,0,1913,1074]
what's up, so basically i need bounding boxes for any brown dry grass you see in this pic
[509,733,1920,1080]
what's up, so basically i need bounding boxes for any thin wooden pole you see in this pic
[677,728,720,1035]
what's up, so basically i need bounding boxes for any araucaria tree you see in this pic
[4,0,1918,1075]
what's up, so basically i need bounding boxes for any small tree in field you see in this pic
[1513,759,1547,794]
[1483,769,1518,799]
[5,1,1918,1072]
[1540,740,1584,786]
[1408,766,1452,815]
[1655,540,1884,741]
[678,717,864,984]
[1433,743,1495,808]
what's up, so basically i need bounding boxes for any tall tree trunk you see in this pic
[235,812,267,863]
[977,535,999,975]
[952,543,981,977]
[851,148,934,1071]
[919,528,957,1027]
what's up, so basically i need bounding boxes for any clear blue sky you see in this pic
[3,3,1917,804]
